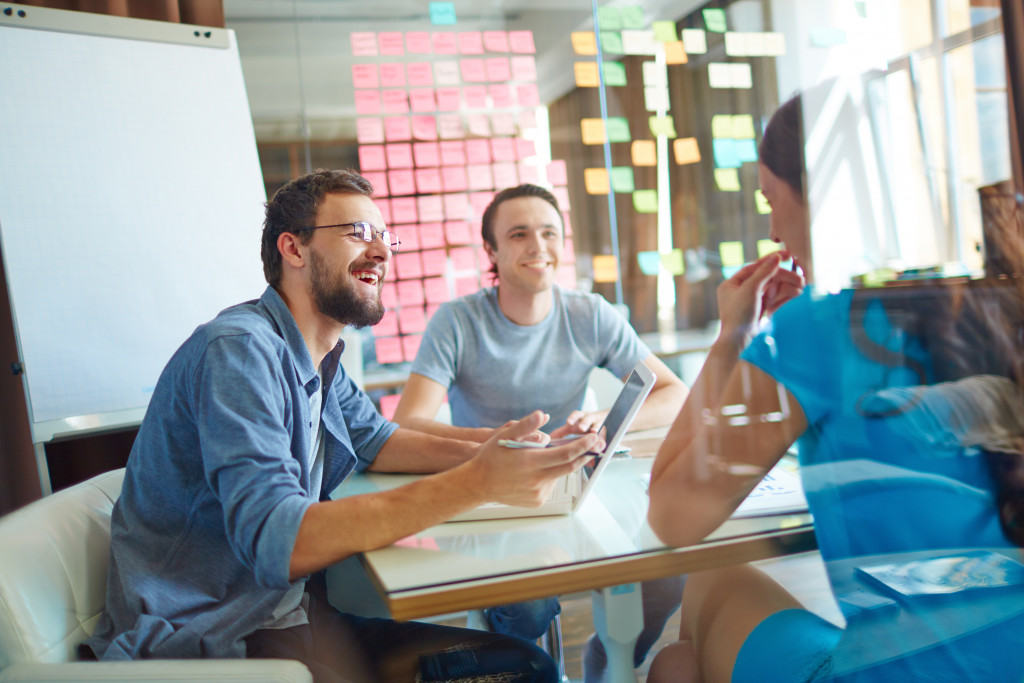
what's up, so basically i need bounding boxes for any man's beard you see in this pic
[309,249,385,328]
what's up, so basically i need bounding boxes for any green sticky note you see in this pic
[600,31,624,55]
[633,189,658,213]
[714,168,741,191]
[637,251,661,275]
[735,139,758,163]
[606,117,631,142]
[719,241,744,267]
[755,189,772,215]
[652,21,677,42]
[428,1,457,25]
[711,115,732,139]
[597,6,622,30]
[649,115,677,138]
[661,248,684,275]
[702,8,727,32]
[757,239,781,257]
[620,5,646,30]
[731,114,756,139]
[610,166,635,193]
[602,61,627,86]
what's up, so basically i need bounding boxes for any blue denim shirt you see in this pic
[85,286,398,660]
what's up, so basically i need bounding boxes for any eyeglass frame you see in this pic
[293,221,400,252]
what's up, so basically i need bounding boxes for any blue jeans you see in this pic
[485,597,562,641]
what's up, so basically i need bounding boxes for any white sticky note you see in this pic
[730,63,753,89]
[745,32,766,56]
[621,29,658,55]
[681,28,707,54]
[708,63,732,88]
[763,32,787,56]
[433,60,461,85]
[724,32,747,57]
[642,60,668,87]
[644,86,670,111]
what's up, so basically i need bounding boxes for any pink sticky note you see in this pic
[385,143,414,169]
[409,88,438,113]
[491,112,516,136]
[400,305,428,334]
[440,141,467,166]
[515,138,536,159]
[492,161,518,189]
[402,335,422,362]
[397,279,425,306]
[423,277,450,304]
[387,169,416,197]
[382,282,398,310]
[469,191,495,218]
[561,211,573,236]
[380,63,406,88]
[556,265,576,289]
[435,87,461,111]
[518,161,540,184]
[382,89,409,114]
[519,109,538,130]
[450,246,477,271]
[466,139,492,164]
[463,85,488,109]
[376,198,392,224]
[455,275,481,297]
[378,32,404,55]
[418,195,445,222]
[547,159,568,186]
[391,197,418,224]
[394,224,418,252]
[483,30,509,52]
[358,145,387,171]
[563,236,576,263]
[413,142,441,167]
[373,310,399,337]
[352,63,379,89]
[488,84,514,108]
[432,32,458,54]
[411,115,438,141]
[445,221,473,245]
[362,171,389,197]
[355,90,382,115]
[509,30,536,53]
[378,393,402,420]
[516,83,540,107]
[375,337,404,364]
[356,117,385,144]
[458,31,485,54]
[418,222,446,248]
[395,251,423,280]
[420,249,448,277]
[350,32,377,56]
[437,114,465,139]
[467,113,491,137]
[467,164,494,190]
[384,116,412,141]
[511,56,537,81]
[490,138,516,162]
[551,186,571,209]
[443,192,470,220]
[486,57,512,82]
[415,168,443,194]
[407,62,434,87]
[460,59,487,83]
[406,31,431,54]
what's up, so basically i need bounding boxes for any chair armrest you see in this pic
[0,659,312,683]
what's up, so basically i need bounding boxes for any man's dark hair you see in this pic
[261,168,373,287]
[480,184,562,278]
[758,94,805,196]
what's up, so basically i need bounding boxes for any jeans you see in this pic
[485,597,562,641]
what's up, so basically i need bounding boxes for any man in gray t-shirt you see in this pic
[394,184,688,682]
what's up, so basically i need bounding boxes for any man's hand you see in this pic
[549,409,606,439]
[496,414,552,445]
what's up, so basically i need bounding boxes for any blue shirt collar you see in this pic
[259,286,343,397]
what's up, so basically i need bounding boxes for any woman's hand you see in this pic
[717,252,804,348]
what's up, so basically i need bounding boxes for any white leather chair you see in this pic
[0,469,311,682]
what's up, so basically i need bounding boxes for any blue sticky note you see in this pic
[713,139,741,168]
[722,265,742,279]
[429,2,457,25]
[637,251,661,275]
[735,139,758,163]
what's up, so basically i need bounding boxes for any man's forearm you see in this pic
[391,416,492,444]
[368,427,482,473]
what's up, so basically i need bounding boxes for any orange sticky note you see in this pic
[664,41,688,64]
[584,168,610,195]
[571,31,598,55]
[592,254,620,282]
[631,140,657,166]
[574,62,600,87]
[673,137,701,164]
[581,118,606,145]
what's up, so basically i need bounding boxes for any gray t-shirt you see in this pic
[411,285,651,431]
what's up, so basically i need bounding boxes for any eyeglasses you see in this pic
[294,221,400,252]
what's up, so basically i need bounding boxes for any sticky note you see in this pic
[445,221,473,244]
[712,115,733,138]
[490,138,516,162]
[714,168,741,191]
[518,161,540,184]
[731,114,756,139]
[492,162,518,189]
[442,165,468,192]
[356,118,385,144]
[402,335,422,362]
[461,84,487,108]
[450,246,477,270]
[574,62,600,87]
[610,167,635,193]
[602,61,627,86]
[352,64,379,89]
[350,32,378,56]
[584,168,610,195]
[661,248,684,275]
[561,211,572,236]
[375,337,403,365]
[642,60,668,87]
[652,21,677,42]
[458,31,485,55]
[735,139,758,163]
[547,159,568,186]
[380,62,406,87]
[418,195,445,223]
[386,143,414,168]
[358,145,387,171]
[593,255,620,282]
[637,251,661,275]
[673,137,701,165]
[440,141,466,165]
[421,249,448,276]
[376,199,392,225]
[415,168,443,194]
[467,113,490,137]
[443,193,470,220]
[763,32,787,56]
[454,276,481,297]
[466,139,491,164]
[437,113,464,139]
[708,63,732,88]
[467,163,494,190]
[378,32,405,55]
[509,30,536,53]
[409,89,437,113]
[515,138,536,159]
[483,30,510,52]
[649,115,677,138]
[398,280,426,308]
[374,311,399,337]
[433,61,461,86]
[391,197,418,224]
[744,32,766,56]
[400,305,428,334]
[664,41,688,64]
[435,86,461,110]
[385,116,412,141]
[406,32,431,54]
[755,190,772,215]
[423,277,450,304]
[600,31,624,55]
[757,239,781,257]
[730,63,753,89]
[362,171,388,197]
[492,112,517,136]
[719,241,744,267]
[713,139,740,168]
[516,83,540,107]
[418,222,447,248]
[460,59,487,82]
[703,8,727,32]
[622,30,657,55]
[644,86,670,111]
[511,56,537,81]
[724,32,747,57]
[395,251,423,279]
[606,117,631,142]
[413,142,440,167]
[407,62,434,87]
[596,6,621,30]
[620,5,645,29]
[631,140,657,166]
[382,89,409,114]
[681,28,707,54]
[432,32,458,55]
[355,90,382,115]
[581,118,606,145]
[471,190,499,216]
[632,189,658,213]
[571,31,598,55]
[429,1,457,25]
[519,109,537,130]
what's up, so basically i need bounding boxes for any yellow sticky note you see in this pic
[755,189,772,214]
[593,254,620,282]
[581,118,606,145]
[574,62,600,87]
[719,241,744,267]
[757,239,781,257]
[632,189,658,213]
[664,41,688,64]
[661,248,684,275]
[652,21,677,42]
[631,140,657,166]
[571,31,598,55]
[673,137,701,164]
[714,168,741,191]
[584,167,610,194]
[711,115,733,138]
[731,114,756,139]
[649,115,677,138]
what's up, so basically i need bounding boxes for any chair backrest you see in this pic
[0,469,124,668]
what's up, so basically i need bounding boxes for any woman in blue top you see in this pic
[645,95,1024,682]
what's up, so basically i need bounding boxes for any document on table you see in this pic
[642,463,808,518]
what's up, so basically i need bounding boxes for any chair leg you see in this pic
[542,613,569,683]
